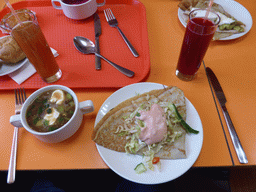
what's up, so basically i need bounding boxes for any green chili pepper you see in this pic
[172,104,199,134]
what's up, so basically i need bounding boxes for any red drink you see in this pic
[62,0,89,5]
[176,9,220,81]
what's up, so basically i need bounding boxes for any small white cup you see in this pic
[51,0,105,20]
[10,85,94,143]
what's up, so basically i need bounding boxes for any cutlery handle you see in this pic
[95,36,101,70]
[116,26,139,58]
[222,106,248,164]
[95,53,134,77]
[7,127,19,184]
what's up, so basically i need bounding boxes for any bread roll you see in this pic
[0,35,26,63]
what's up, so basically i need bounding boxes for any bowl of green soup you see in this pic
[10,85,94,143]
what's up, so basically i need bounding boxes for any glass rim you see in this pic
[189,8,221,27]
[1,10,37,31]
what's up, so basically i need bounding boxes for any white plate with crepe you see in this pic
[178,0,253,40]
[0,36,29,76]
[95,82,203,184]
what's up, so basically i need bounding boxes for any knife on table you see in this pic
[94,13,102,70]
[206,67,248,164]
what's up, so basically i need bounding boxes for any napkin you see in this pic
[8,48,59,85]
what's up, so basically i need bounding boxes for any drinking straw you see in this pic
[3,0,22,25]
[204,0,214,22]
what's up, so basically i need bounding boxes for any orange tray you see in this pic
[0,0,150,89]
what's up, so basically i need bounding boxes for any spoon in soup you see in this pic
[73,36,135,77]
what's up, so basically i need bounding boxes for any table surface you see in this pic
[0,0,255,170]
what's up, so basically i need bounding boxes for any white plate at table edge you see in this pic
[0,36,29,76]
[177,0,253,40]
[95,82,203,184]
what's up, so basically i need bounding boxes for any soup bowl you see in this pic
[10,85,94,143]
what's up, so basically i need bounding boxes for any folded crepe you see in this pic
[92,86,187,159]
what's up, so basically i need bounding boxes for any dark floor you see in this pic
[0,167,237,192]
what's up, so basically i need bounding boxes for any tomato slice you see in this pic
[152,157,160,164]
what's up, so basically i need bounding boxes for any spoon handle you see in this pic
[95,53,134,77]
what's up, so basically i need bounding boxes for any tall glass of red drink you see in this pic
[176,9,220,81]
[1,10,62,83]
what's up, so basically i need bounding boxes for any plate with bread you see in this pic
[0,35,28,76]
[92,82,203,184]
[0,9,35,76]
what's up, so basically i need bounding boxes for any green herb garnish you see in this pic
[46,108,52,114]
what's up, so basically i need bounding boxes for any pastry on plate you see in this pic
[93,86,191,159]
[92,86,200,173]
[0,35,26,63]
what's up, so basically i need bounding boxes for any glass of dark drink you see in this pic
[2,10,62,83]
[176,9,220,81]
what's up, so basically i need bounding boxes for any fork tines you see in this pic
[15,88,26,105]
[104,8,116,22]
[104,8,139,57]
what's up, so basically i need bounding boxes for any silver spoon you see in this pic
[73,36,135,77]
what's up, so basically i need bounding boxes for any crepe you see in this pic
[0,35,26,63]
[92,86,187,159]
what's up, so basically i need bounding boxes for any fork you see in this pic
[104,8,139,57]
[7,88,26,184]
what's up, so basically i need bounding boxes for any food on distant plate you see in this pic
[0,35,26,63]
[178,0,246,40]
[92,86,199,173]
[26,89,75,132]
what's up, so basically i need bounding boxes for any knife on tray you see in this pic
[206,67,248,164]
[94,13,102,70]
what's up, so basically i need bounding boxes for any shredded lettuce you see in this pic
[143,149,155,171]
[114,97,189,173]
